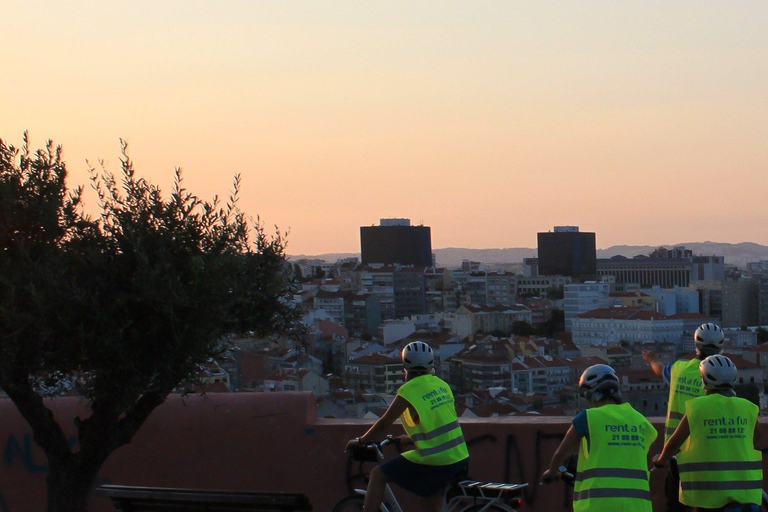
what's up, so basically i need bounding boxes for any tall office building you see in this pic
[563,281,610,331]
[537,226,597,278]
[360,218,432,267]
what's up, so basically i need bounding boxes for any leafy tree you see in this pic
[544,285,564,300]
[536,309,565,337]
[510,320,535,337]
[0,135,300,512]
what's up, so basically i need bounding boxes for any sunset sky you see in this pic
[2,2,767,255]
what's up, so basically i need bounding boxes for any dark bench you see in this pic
[95,484,312,512]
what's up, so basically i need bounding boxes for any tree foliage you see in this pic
[510,320,535,337]
[0,134,300,512]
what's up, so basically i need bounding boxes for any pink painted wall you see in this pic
[0,393,763,512]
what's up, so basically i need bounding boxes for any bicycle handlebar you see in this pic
[347,435,401,462]
[540,466,575,485]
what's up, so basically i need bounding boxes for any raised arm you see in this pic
[642,350,665,378]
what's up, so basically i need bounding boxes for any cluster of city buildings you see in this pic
[204,220,768,419]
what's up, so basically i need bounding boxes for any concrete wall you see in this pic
[0,393,764,512]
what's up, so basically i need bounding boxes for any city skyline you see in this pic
[2,2,767,255]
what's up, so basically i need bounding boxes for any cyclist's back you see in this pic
[345,342,469,512]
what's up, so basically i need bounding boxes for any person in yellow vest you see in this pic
[542,364,658,512]
[346,341,469,512]
[653,355,762,512]
[643,322,726,512]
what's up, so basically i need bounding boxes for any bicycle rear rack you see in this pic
[457,480,528,499]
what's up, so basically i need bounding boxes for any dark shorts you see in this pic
[380,455,469,498]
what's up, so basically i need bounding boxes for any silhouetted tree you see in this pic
[0,134,300,512]
[511,320,535,336]
[536,309,565,337]
[545,285,564,300]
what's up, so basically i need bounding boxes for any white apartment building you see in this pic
[313,290,346,326]
[641,286,700,315]
[453,304,532,338]
[511,355,571,395]
[564,281,610,331]
[572,307,688,349]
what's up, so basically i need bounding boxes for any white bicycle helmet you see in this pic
[694,323,725,357]
[699,354,737,390]
[402,341,434,371]
[579,364,621,403]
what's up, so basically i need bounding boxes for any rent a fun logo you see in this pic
[702,416,748,427]
[604,422,648,435]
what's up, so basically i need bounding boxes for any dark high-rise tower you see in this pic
[360,219,432,266]
[537,226,596,278]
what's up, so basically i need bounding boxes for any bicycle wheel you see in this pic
[458,503,512,512]
[332,495,365,512]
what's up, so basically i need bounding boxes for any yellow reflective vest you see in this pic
[397,374,469,466]
[677,393,762,508]
[666,359,704,442]
[574,403,658,512]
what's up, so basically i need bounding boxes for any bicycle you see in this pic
[332,435,528,512]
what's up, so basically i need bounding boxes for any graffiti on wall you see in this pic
[1,433,110,512]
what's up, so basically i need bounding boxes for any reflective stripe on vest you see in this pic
[681,480,763,492]
[410,420,461,442]
[678,461,762,473]
[577,468,649,482]
[418,433,467,456]
[574,488,652,501]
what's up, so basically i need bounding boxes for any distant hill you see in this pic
[289,242,768,270]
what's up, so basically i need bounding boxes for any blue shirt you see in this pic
[573,410,589,444]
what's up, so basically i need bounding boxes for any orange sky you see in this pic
[2,2,767,255]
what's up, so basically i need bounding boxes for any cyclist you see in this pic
[643,322,726,512]
[542,364,658,512]
[652,355,762,512]
[345,341,469,512]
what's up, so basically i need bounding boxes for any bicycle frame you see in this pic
[350,482,521,512]
[339,437,525,512]
[351,485,404,512]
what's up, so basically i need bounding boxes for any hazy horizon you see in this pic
[3,2,767,254]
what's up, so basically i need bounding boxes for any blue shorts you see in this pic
[380,455,469,498]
